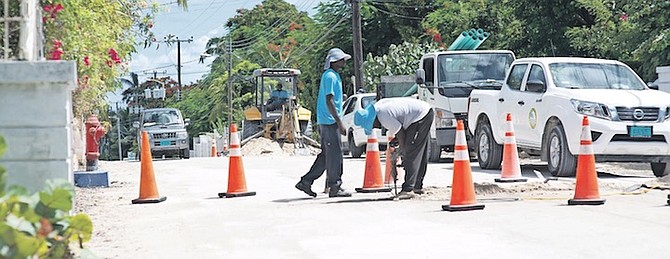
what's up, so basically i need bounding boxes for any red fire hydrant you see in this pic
[85,115,106,171]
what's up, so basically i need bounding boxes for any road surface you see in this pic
[75,154,670,258]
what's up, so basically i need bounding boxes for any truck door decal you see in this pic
[529,108,537,129]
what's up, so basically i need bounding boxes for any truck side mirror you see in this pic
[647,82,659,90]
[132,121,140,128]
[184,118,191,126]
[526,80,546,93]
[415,69,426,85]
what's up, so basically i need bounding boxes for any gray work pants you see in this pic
[401,109,434,191]
[300,123,343,188]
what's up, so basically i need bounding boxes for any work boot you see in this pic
[329,187,352,198]
[395,191,416,200]
[413,188,424,195]
[295,181,317,197]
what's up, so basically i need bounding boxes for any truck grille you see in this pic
[615,107,659,121]
[153,132,177,139]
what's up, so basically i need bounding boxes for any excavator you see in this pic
[241,68,318,151]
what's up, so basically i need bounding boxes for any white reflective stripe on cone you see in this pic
[229,145,242,157]
[230,131,240,146]
[454,145,469,161]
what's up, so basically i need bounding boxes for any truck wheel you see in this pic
[181,148,190,159]
[651,162,670,177]
[427,138,441,162]
[300,120,313,138]
[349,134,364,158]
[476,121,502,169]
[547,124,577,177]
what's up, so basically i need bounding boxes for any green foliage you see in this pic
[0,135,93,258]
[41,0,158,118]
[364,42,439,90]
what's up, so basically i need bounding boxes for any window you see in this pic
[343,97,357,115]
[525,64,546,92]
[422,58,435,93]
[506,64,527,91]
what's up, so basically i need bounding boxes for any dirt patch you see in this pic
[241,137,320,156]
[415,180,631,201]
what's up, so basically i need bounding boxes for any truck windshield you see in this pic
[143,110,182,126]
[436,53,514,97]
[549,63,646,90]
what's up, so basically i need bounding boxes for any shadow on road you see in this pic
[325,196,397,204]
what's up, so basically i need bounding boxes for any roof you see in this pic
[252,68,301,77]
[514,57,624,66]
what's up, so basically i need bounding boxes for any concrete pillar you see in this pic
[0,61,76,193]
[655,66,670,93]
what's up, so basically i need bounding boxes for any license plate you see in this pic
[628,125,652,138]
[160,140,171,146]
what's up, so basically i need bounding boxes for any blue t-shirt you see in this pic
[271,89,290,100]
[316,69,343,125]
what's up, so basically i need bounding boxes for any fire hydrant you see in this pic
[85,115,106,171]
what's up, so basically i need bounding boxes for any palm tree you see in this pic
[177,0,188,10]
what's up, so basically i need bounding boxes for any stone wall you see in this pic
[0,61,76,192]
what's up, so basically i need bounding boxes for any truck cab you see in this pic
[417,50,515,161]
[133,108,190,159]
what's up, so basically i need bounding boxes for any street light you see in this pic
[110,116,122,161]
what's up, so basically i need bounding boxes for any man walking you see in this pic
[295,48,352,198]
[354,97,434,199]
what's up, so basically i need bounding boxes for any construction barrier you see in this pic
[356,131,392,193]
[132,131,167,204]
[568,116,605,205]
[218,123,257,198]
[495,113,527,183]
[442,120,485,211]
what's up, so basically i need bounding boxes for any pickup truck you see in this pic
[468,57,670,177]
[416,50,515,161]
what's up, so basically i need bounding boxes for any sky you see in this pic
[128,0,325,86]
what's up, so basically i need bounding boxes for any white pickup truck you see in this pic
[468,57,670,177]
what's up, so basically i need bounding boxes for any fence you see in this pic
[0,0,42,61]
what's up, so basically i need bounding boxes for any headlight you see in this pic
[177,131,188,138]
[570,99,611,120]
[434,108,457,128]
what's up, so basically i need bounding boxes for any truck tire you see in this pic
[547,124,577,177]
[651,162,670,177]
[475,121,503,169]
[181,148,190,159]
[300,120,313,138]
[427,138,441,162]
[348,133,365,158]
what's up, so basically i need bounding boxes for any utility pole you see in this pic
[163,36,193,90]
[143,70,166,79]
[227,37,233,132]
[352,0,364,92]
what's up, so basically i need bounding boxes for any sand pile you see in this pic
[241,137,320,156]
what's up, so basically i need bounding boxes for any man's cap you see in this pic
[324,48,351,70]
[354,103,377,135]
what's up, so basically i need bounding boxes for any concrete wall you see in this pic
[0,61,76,193]
[654,66,670,93]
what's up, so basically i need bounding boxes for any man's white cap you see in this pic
[324,48,351,70]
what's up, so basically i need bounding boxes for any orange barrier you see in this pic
[211,140,217,157]
[442,120,484,211]
[356,131,392,193]
[568,116,605,205]
[132,131,167,204]
[218,124,257,198]
[495,113,527,183]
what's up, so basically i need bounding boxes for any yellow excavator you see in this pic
[241,68,318,149]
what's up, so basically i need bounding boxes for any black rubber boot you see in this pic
[295,181,317,197]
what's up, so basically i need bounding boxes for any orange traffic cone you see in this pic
[218,124,256,198]
[356,131,392,193]
[384,136,395,186]
[442,120,484,211]
[132,131,167,204]
[568,116,605,205]
[495,113,527,183]
[211,139,217,157]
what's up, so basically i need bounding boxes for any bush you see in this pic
[0,135,93,258]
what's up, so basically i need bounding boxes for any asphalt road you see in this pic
[77,154,670,258]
